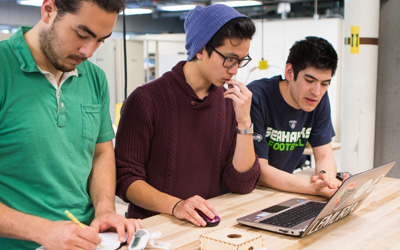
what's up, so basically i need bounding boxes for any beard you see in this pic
[39,20,87,72]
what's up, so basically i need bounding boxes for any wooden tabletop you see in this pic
[118,168,400,250]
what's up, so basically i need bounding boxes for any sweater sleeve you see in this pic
[221,112,261,194]
[115,87,153,203]
[223,154,261,194]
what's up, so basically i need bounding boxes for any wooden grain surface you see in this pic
[117,168,400,250]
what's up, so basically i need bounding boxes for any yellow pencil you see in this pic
[64,210,102,248]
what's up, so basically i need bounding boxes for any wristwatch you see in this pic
[236,123,254,135]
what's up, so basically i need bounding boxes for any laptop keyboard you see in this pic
[260,201,325,228]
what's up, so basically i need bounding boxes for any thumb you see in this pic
[89,220,101,233]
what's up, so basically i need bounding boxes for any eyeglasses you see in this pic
[213,48,252,68]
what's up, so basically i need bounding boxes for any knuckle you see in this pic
[67,224,78,233]
[188,210,198,217]
[62,235,74,245]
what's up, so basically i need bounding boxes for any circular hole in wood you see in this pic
[227,234,242,239]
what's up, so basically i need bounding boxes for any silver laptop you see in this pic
[237,161,395,237]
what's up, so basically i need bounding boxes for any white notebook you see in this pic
[36,232,122,250]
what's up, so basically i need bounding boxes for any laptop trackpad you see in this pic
[263,205,289,213]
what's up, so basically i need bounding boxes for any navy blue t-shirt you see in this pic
[248,75,335,173]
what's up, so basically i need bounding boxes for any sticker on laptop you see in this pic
[334,182,357,211]
[353,179,372,199]
[367,174,385,193]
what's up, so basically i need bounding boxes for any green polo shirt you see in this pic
[0,26,115,249]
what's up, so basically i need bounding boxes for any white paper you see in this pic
[36,232,122,250]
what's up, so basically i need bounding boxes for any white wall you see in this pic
[92,39,145,125]
[131,34,186,80]
[157,41,187,78]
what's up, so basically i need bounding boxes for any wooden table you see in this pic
[118,169,400,250]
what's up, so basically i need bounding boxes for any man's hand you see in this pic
[310,171,346,197]
[90,212,143,246]
[309,178,338,197]
[172,195,218,227]
[41,221,101,250]
[224,80,252,127]
[311,171,342,189]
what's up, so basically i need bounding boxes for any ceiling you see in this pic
[123,0,344,20]
[0,0,345,20]
[0,0,345,27]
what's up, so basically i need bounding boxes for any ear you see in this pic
[41,0,57,24]
[195,47,206,61]
[285,63,294,81]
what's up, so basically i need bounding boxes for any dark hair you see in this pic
[286,36,338,80]
[54,0,125,17]
[205,17,256,56]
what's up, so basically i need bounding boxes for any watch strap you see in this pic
[236,123,254,135]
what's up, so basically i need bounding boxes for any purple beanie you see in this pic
[184,4,247,61]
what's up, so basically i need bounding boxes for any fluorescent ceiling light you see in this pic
[120,8,153,15]
[213,1,262,7]
[158,4,197,12]
[277,2,291,14]
[17,0,42,7]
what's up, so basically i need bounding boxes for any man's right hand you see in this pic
[310,178,338,197]
[172,195,218,227]
[40,221,101,250]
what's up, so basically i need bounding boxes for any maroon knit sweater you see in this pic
[115,61,260,219]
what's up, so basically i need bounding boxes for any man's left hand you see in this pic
[90,212,143,245]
